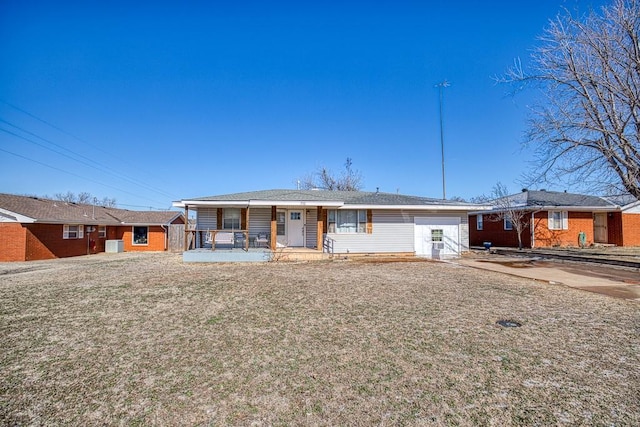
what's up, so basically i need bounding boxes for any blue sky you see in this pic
[0,0,606,210]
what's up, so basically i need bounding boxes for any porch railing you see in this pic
[322,234,335,255]
[185,229,250,251]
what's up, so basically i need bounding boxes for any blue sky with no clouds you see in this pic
[0,0,606,210]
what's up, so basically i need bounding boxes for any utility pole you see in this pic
[436,80,450,200]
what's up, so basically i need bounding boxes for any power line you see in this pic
[0,101,182,200]
[0,123,177,199]
[0,100,181,199]
[0,147,170,209]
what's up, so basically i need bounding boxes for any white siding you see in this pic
[248,208,271,237]
[196,208,217,231]
[328,209,470,254]
[329,210,414,253]
[305,209,318,248]
[460,215,469,252]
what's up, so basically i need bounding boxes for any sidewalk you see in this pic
[456,249,640,302]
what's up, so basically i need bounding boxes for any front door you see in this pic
[287,210,305,247]
[594,213,608,243]
[276,209,305,247]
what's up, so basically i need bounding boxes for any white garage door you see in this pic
[414,217,460,259]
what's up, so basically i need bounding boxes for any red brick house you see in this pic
[469,190,639,248]
[0,193,184,261]
[605,195,640,247]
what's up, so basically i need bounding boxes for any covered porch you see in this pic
[174,195,342,261]
[182,246,331,263]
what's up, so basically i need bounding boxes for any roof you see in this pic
[473,190,619,214]
[175,189,489,211]
[0,193,183,225]
[604,194,640,210]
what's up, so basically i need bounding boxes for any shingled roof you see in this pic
[489,190,618,210]
[0,193,183,225]
[179,189,485,208]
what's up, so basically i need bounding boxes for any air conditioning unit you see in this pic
[105,240,124,253]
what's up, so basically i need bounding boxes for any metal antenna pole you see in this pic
[436,80,449,200]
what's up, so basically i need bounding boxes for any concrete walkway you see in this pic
[455,250,640,302]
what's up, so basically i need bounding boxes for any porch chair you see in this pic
[255,232,269,248]
[234,232,247,248]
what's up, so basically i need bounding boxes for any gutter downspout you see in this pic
[531,210,543,248]
[161,225,167,251]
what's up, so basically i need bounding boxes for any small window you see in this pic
[476,214,483,231]
[504,218,513,231]
[133,226,148,245]
[223,208,241,230]
[431,229,444,242]
[63,224,84,239]
[548,210,568,230]
[290,212,301,220]
[276,211,286,236]
[98,226,106,238]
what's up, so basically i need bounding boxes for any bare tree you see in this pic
[487,183,529,250]
[53,192,117,207]
[499,0,640,200]
[299,157,364,191]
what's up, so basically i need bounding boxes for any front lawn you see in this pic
[1,253,638,425]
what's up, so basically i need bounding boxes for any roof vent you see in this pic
[540,189,546,192]
[521,188,527,192]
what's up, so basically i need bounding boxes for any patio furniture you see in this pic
[213,231,234,250]
[255,232,269,248]
[234,232,247,248]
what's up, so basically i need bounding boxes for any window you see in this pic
[98,226,106,238]
[548,210,568,230]
[223,208,241,230]
[276,211,286,236]
[504,218,513,231]
[476,214,483,231]
[431,229,444,249]
[327,209,367,233]
[133,226,148,245]
[63,224,84,239]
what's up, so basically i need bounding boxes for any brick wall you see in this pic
[470,211,605,248]
[0,223,27,261]
[114,225,167,252]
[533,211,593,247]
[469,214,532,248]
[621,213,640,246]
[25,223,90,260]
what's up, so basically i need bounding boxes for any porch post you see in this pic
[270,206,277,250]
[244,207,250,251]
[316,206,323,251]
[183,205,189,251]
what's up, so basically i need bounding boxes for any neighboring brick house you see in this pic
[469,190,639,248]
[604,195,640,247]
[0,193,184,261]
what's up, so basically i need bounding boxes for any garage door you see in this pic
[414,217,460,259]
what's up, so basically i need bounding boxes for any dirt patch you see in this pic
[1,253,638,426]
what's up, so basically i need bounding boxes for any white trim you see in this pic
[470,205,617,215]
[0,208,35,223]
[176,200,483,211]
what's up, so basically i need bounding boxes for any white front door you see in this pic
[287,210,305,247]
[414,217,460,259]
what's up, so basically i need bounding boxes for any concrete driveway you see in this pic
[455,253,640,302]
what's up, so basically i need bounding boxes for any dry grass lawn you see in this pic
[1,252,638,426]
